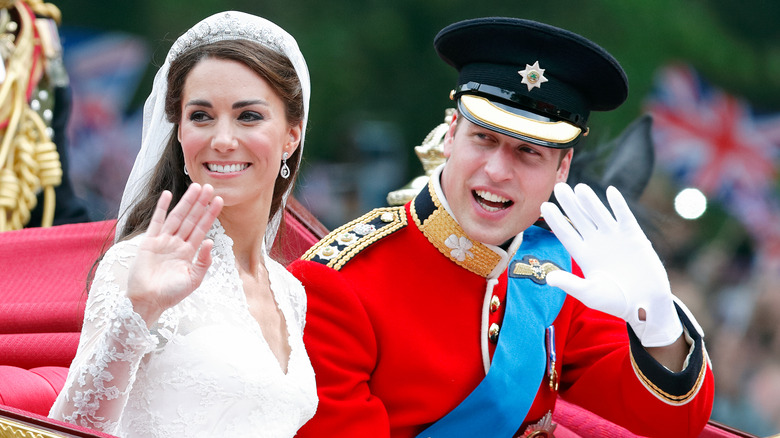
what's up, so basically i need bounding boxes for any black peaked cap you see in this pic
[434,17,628,146]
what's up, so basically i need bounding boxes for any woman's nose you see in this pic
[211,121,238,152]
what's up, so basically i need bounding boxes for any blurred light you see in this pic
[674,188,707,220]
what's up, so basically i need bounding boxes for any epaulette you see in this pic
[300,206,407,270]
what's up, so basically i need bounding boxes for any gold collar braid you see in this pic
[411,178,502,278]
[0,0,63,231]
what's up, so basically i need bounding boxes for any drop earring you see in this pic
[280,152,290,179]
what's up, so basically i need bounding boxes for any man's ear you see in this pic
[556,148,573,183]
[442,111,459,158]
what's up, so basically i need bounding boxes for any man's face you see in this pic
[440,114,572,246]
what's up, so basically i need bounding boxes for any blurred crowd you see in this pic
[643,176,780,436]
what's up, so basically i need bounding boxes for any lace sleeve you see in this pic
[49,240,158,433]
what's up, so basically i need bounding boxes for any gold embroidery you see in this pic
[412,180,502,278]
[512,257,560,282]
[301,207,407,270]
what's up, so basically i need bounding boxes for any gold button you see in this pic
[489,323,500,343]
[380,212,393,223]
[489,295,501,313]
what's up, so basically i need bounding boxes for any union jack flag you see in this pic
[646,64,780,268]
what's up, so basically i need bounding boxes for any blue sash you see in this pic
[417,226,569,438]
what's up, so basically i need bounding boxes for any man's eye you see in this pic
[520,146,540,156]
[474,132,494,143]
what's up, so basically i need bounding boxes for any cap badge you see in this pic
[518,61,548,91]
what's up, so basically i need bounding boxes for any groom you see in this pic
[290,17,713,437]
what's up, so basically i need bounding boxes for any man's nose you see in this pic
[484,147,512,181]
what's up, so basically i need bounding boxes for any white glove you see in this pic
[540,183,682,347]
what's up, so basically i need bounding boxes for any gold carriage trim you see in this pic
[0,415,68,438]
[629,334,707,405]
[411,179,502,278]
[301,206,407,271]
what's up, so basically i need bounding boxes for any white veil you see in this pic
[115,11,310,247]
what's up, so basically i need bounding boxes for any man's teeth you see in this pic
[207,163,248,173]
[475,190,511,212]
[475,190,509,203]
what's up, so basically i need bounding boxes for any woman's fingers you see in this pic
[173,184,215,241]
[146,190,173,237]
[142,184,221,263]
[189,195,223,247]
[156,183,218,241]
[190,239,215,285]
[161,183,203,236]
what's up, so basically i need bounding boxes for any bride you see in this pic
[49,11,317,437]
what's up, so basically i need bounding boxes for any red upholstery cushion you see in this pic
[0,220,114,337]
[1,301,86,334]
[553,397,757,438]
[0,366,68,416]
[699,422,759,438]
[0,220,113,378]
[553,397,638,437]
[0,332,80,369]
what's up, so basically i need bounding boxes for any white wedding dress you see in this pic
[49,221,318,438]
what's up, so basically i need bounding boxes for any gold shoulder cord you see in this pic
[0,0,63,231]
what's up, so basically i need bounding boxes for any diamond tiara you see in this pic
[168,11,287,62]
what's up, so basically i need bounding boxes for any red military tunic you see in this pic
[288,179,714,437]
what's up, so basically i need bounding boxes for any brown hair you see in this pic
[117,39,304,241]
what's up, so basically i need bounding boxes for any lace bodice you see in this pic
[49,222,317,437]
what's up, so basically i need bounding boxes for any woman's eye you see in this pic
[189,111,210,122]
[239,111,263,122]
